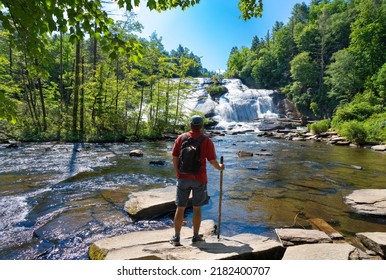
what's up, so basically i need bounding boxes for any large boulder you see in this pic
[345,189,386,216]
[88,220,285,260]
[124,186,188,220]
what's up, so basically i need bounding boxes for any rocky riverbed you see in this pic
[252,118,386,152]
[1,128,385,260]
[89,185,386,260]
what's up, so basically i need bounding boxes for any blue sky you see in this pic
[121,0,305,72]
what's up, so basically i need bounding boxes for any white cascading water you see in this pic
[183,78,279,131]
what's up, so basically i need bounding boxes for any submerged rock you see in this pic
[237,150,253,157]
[149,160,166,166]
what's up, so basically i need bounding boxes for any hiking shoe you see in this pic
[169,235,181,246]
[192,235,205,243]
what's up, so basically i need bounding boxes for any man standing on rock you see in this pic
[170,115,224,246]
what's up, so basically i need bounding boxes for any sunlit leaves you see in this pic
[0,90,17,124]
[238,0,263,20]
[290,52,319,88]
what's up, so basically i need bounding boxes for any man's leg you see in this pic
[170,206,185,246]
[192,206,205,242]
[174,206,186,235]
[192,206,201,237]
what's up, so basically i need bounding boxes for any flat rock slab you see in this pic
[371,145,386,151]
[275,228,332,246]
[345,189,386,216]
[124,186,192,220]
[356,232,386,258]
[282,243,358,260]
[89,220,285,260]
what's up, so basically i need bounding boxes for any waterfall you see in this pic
[215,79,278,121]
[184,78,279,131]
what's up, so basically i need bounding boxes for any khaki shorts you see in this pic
[175,178,209,207]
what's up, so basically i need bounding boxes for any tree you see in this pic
[325,49,362,104]
[0,0,263,62]
[290,52,319,89]
[271,25,295,87]
[0,0,265,124]
[291,2,309,25]
[251,36,260,51]
[238,0,263,20]
[350,0,386,77]
[251,48,277,88]
[226,46,253,79]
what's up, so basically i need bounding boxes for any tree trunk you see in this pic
[37,77,47,131]
[173,78,182,132]
[59,32,64,107]
[72,39,81,139]
[80,56,85,140]
[165,78,170,127]
[115,58,119,112]
[9,41,12,77]
[93,23,97,72]
[134,85,145,138]
[149,82,154,125]
[153,80,161,132]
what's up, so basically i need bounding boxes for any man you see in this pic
[170,115,224,246]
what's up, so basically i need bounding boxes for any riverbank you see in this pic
[206,118,386,153]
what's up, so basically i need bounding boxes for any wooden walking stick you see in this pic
[217,156,224,240]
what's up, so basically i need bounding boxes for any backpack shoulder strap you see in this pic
[180,133,189,142]
[196,134,207,145]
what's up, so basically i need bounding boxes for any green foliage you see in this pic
[331,92,382,126]
[0,89,17,124]
[331,91,385,144]
[238,0,263,20]
[206,84,228,99]
[0,5,216,142]
[371,63,386,103]
[310,101,320,117]
[290,52,319,88]
[224,0,385,144]
[308,119,330,135]
[363,113,386,144]
[338,120,367,145]
[324,49,362,104]
[350,0,386,76]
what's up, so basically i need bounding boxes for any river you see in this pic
[1,132,385,260]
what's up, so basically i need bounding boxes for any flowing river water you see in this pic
[1,133,385,260]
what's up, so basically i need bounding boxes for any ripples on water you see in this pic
[1,135,385,259]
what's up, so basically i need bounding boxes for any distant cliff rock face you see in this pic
[274,94,302,119]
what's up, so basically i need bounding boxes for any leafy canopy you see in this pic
[0,0,263,66]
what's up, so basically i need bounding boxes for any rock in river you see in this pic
[345,189,386,216]
[124,186,192,220]
[356,232,386,258]
[88,220,285,260]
